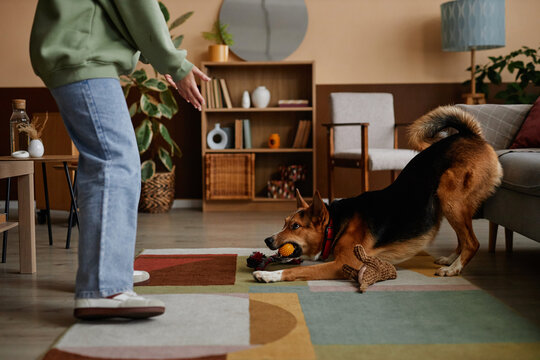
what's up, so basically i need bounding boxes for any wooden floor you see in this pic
[1,208,539,359]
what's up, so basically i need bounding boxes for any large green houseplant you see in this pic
[121,2,193,212]
[464,46,539,104]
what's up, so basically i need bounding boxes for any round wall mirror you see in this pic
[219,0,308,61]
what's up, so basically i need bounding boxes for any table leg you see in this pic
[18,173,36,274]
[65,168,78,249]
[63,162,80,229]
[2,178,11,263]
[41,163,53,245]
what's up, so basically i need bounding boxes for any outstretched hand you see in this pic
[165,66,210,111]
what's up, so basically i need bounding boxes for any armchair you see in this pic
[323,93,417,201]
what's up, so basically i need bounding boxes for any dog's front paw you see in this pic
[435,265,461,277]
[252,270,283,283]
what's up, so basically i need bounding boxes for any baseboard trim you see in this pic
[1,199,203,211]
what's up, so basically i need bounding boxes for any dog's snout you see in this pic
[264,236,277,250]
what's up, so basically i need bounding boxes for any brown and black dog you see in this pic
[253,106,503,283]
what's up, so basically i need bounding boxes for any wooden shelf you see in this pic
[0,221,18,233]
[205,148,313,154]
[201,61,316,211]
[204,107,313,113]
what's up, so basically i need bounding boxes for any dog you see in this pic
[253,106,503,283]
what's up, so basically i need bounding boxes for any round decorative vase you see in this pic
[208,44,229,62]
[252,86,270,108]
[139,167,175,213]
[268,133,280,149]
[207,123,228,150]
[28,139,44,158]
[241,90,251,108]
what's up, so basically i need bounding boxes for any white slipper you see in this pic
[74,291,164,320]
[133,270,150,284]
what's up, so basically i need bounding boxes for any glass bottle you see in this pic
[9,99,30,155]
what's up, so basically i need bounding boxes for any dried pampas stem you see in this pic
[18,112,48,140]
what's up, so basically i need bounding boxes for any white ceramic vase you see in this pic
[28,139,44,157]
[206,123,228,150]
[241,90,251,108]
[251,86,271,108]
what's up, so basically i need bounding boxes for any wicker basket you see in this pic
[139,167,175,213]
[205,154,255,200]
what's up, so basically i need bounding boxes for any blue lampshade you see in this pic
[441,0,505,52]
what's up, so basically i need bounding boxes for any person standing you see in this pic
[30,0,209,320]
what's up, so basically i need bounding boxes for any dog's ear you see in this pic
[310,191,328,220]
[296,189,309,209]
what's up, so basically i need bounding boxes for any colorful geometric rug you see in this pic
[44,248,540,360]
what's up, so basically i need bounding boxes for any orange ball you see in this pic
[279,243,295,257]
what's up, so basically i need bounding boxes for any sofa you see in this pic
[456,104,540,251]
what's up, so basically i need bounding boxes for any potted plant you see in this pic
[203,20,234,62]
[121,2,193,213]
[465,46,539,104]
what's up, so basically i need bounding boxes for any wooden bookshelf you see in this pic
[201,61,316,211]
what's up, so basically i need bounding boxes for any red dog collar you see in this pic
[320,219,336,260]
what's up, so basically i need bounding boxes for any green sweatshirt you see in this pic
[30,0,193,89]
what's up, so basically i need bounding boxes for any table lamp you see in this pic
[441,0,505,104]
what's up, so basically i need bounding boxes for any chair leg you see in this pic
[2,178,11,263]
[390,170,398,183]
[504,227,513,253]
[327,163,334,203]
[361,167,369,192]
[488,221,498,253]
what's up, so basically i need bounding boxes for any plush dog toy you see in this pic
[342,244,397,292]
[247,251,303,271]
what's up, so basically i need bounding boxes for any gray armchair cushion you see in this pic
[330,93,395,152]
[335,148,418,171]
[455,104,531,149]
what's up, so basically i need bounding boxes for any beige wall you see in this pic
[1,0,539,87]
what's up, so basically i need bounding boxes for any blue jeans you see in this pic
[51,78,141,298]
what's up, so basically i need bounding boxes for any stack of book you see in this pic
[291,120,311,148]
[278,99,309,108]
[205,78,233,109]
[234,119,252,149]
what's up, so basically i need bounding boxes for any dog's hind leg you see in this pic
[434,238,461,266]
[436,169,480,276]
[436,213,478,276]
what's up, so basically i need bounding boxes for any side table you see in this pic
[0,160,36,273]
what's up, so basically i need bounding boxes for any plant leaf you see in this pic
[140,93,161,118]
[120,76,133,85]
[128,102,138,118]
[135,118,153,154]
[141,160,156,182]
[158,123,182,158]
[131,69,148,84]
[172,35,184,49]
[171,139,182,158]
[169,11,193,31]
[142,78,168,92]
[123,84,132,99]
[160,89,179,115]
[158,1,170,23]
[158,147,174,172]
[158,103,173,119]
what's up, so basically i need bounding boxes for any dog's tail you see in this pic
[408,106,484,151]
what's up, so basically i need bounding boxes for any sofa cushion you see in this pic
[456,104,531,149]
[496,149,540,196]
[510,97,540,149]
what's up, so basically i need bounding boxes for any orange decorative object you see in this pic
[279,243,295,257]
[268,133,280,149]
